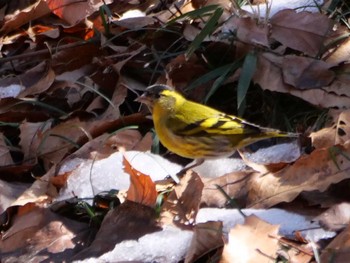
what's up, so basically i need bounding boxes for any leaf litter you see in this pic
[0,0,350,262]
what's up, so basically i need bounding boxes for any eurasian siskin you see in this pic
[136,84,298,163]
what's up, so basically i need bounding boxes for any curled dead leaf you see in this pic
[221,215,280,263]
[160,170,204,229]
[124,156,157,207]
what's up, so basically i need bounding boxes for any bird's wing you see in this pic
[168,113,261,136]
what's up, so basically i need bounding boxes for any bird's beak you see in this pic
[135,93,151,105]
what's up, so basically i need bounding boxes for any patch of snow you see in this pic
[197,208,336,242]
[56,151,182,201]
[73,226,193,263]
[241,0,324,17]
[0,84,24,98]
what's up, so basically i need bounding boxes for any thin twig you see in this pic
[0,40,92,64]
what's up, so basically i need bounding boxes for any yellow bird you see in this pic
[137,84,298,165]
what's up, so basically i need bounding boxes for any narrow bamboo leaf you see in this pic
[237,51,257,111]
[185,7,224,59]
[187,62,239,91]
[166,5,220,25]
[204,60,241,103]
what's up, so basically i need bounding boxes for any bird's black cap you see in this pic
[144,84,174,98]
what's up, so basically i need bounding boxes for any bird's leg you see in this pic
[176,158,205,179]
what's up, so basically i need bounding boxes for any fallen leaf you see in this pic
[0,0,51,35]
[19,62,56,97]
[201,170,253,208]
[314,202,350,231]
[185,221,223,263]
[248,142,350,208]
[72,200,161,260]
[270,10,334,56]
[38,117,90,169]
[326,33,350,64]
[0,61,55,98]
[310,125,336,149]
[255,52,350,108]
[202,141,350,208]
[124,156,157,207]
[320,224,350,263]
[19,121,50,161]
[160,170,204,229]
[278,237,313,263]
[165,54,208,92]
[282,55,335,89]
[335,110,350,145]
[223,16,269,47]
[0,206,90,261]
[46,0,113,26]
[220,215,280,263]
[239,142,301,173]
[0,180,30,214]
[311,110,350,149]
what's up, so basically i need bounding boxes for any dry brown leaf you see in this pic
[326,75,350,98]
[98,82,126,120]
[37,117,91,169]
[46,0,113,26]
[282,55,335,89]
[185,221,224,263]
[220,215,280,263]
[124,156,157,207]
[202,141,350,208]
[19,121,50,160]
[133,131,153,152]
[336,110,350,145]
[56,130,143,165]
[311,110,350,149]
[0,0,51,35]
[223,16,269,47]
[255,52,350,109]
[238,142,301,174]
[314,202,350,231]
[161,170,204,228]
[19,62,56,97]
[50,170,71,189]
[0,61,55,98]
[11,165,57,207]
[248,142,350,208]
[0,206,90,261]
[326,35,350,64]
[278,237,313,263]
[72,200,161,260]
[0,161,37,182]
[201,170,253,207]
[0,180,30,214]
[310,125,336,149]
[165,54,208,92]
[51,43,101,75]
[30,24,60,38]
[270,10,334,56]
[320,223,350,262]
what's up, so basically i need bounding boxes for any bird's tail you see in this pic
[263,129,299,139]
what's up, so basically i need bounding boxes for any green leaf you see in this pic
[166,5,220,25]
[204,61,241,103]
[187,62,239,91]
[237,51,257,113]
[185,7,224,59]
